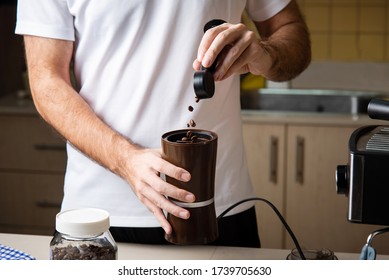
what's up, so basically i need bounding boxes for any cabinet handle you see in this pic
[295,136,305,184]
[34,144,66,151]
[269,136,278,184]
[36,200,62,208]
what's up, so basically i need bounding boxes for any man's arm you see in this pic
[254,0,311,81]
[24,36,195,234]
[193,0,311,82]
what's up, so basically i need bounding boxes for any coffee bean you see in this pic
[178,130,209,144]
[189,119,196,127]
[51,243,116,260]
[188,106,194,112]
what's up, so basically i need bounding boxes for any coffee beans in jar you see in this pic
[50,208,117,260]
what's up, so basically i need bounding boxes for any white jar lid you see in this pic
[56,208,110,237]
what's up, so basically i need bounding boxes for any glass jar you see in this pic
[50,208,117,260]
[287,248,337,260]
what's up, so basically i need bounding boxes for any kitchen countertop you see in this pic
[0,94,37,115]
[241,109,388,126]
[1,94,388,127]
[1,233,389,260]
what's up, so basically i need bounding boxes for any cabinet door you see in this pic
[0,115,66,172]
[0,172,63,235]
[285,125,389,254]
[243,123,286,249]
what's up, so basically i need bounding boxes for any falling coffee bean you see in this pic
[187,119,196,128]
[185,95,199,128]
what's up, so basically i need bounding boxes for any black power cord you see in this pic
[217,197,306,260]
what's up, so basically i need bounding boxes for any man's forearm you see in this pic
[259,23,310,81]
[24,36,136,180]
[256,0,311,82]
[32,75,137,178]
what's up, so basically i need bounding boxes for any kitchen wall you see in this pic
[292,0,389,93]
[298,0,389,61]
[2,1,389,95]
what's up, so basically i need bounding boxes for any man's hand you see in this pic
[193,22,271,81]
[193,0,311,82]
[119,146,195,235]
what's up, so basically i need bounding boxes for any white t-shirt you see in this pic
[16,0,290,227]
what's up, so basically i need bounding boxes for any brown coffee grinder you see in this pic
[161,20,226,245]
[162,129,218,245]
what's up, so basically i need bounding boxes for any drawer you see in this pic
[0,115,66,172]
[0,172,64,230]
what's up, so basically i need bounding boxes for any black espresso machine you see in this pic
[336,98,389,259]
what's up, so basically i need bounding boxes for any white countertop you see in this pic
[241,109,388,126]
[0,94,386,127]
[1,233,388,260]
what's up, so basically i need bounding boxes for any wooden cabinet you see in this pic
[243,118,389,254]
[242,123,286,249]
[0,115,66,235]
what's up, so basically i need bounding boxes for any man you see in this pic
[16,0,310,247]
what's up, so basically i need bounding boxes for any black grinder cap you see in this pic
[193,19,226,100]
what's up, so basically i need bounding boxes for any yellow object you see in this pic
[241,73,265,90]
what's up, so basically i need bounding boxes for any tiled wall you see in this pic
[297,0,389,62]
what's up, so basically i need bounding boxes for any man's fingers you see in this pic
[141,196,173,235]
[141,185,191,220]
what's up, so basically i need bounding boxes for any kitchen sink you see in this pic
[240,88,385,114]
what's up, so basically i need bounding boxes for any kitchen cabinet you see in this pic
[0,114,66,235]
[243,116,389,254]
[242,123,286,249]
